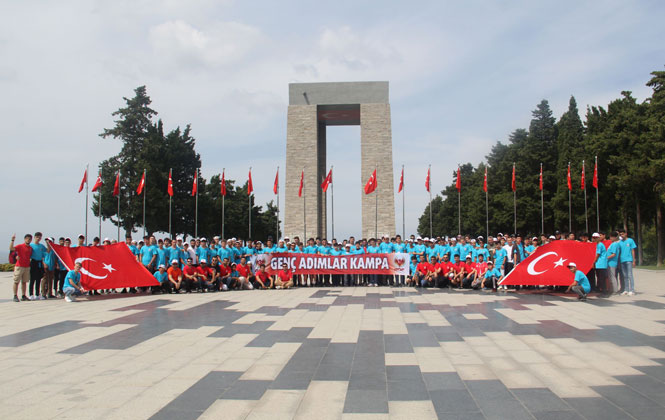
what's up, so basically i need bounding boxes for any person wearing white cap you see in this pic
[592,232,610,296]
[565,262,589,301]
[152,264,169,294]
[196,238,214,267]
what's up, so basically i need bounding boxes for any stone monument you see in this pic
[284,81,395,240]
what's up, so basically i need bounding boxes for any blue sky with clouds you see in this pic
[1,0,664,250]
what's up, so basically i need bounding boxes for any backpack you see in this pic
[9,251,17,265]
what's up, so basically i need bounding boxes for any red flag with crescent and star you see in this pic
[539,164,543,191]
[483,167,487,193]
[567,164,572,191]
[274,168,279,194]
[455,167,461,192]
[136,171,146,195]
[321,168,332,192]
[221,170,227,196]
[247,169,253,195]
[49,242,158,289]
[511,164,516,192]
[593,159,598,189]
[425,167,431,193]
[78,168,87,193]
[298,170,304,197]
[364,169,377,194]
[398,167,404,193]
[581,161,586,190]
[91,173,103,192]
[191,169,198,196]
[167,169,174,197]
[113,171,120,197]
[499,241,597,286]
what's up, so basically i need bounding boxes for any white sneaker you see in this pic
[29,295,37,301]
[621,291,628,296]
[628,291,635,296]
[65,296,73,302]
[276,286,282,289]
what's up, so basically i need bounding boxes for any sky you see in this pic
[1,0,664,256]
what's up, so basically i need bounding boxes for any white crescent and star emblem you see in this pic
[526,252,568,275]
[74,257,114,279]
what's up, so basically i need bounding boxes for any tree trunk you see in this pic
[623,207,628,232]
[657,197,663,267]
[636,199,643,266]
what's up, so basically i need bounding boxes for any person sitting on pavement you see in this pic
[565,262,590,301]
[63,262,85,302]
[275,263,294,289]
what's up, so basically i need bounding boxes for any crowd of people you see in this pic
[8,229,637,303]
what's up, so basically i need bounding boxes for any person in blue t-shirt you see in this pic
[379,237,394,254]
[617,229,637,295]
[482,261,502,291]
[29,232,47,300]
[63,262,84,302]
[566,262,590,301]
[140,237,157,272]
[42,238,57,299]
[196,238,214,264]
[156,240,168,268]
[494,246,507,273]
[153,264,169,294]
[366,239,380,286]
[606,232,621,294]
[592,233,609,296]
[274,240,289,253]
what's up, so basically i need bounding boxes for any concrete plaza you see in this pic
[1,269,665,420]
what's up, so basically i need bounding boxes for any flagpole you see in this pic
[85,164,89,244]
[142,169,146,238]
[248,166,252,239]
[222,168,225,239]
[428,164,432,238]
[568,162,572,233]
[402,165,405,239]
[303,167,306,241]
[117,170,120,242]
[485,168,489,240]
[276,166,280,240]
[98,167,102,240]
[583,160,588,232]
[169,168,172,238]
[375,164,378,238]
[540,163,544,234]
[595,156,600,231]
[458,165,461,236]
[513,162,517,235]
[330,166,335,240]
[195,169,199,238]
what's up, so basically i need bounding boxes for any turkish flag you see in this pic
[321,169,332,192]
[136,171,146,195]
[511,164,516,192]
[539,165,543,191]
[593,159,598,189]
[191,170,198,196]
[581,161,586,190]
[425,167,430,192]
[364,169,377,194]
[455,167,461,192]
[92,173,103,192]
[167,169,174,197]
[567,164,572,191]
[398,167,404,193]
[499,241,597,286]
[247,169,253,195]
[273,168,279,194]
[78,168,87,193]
[49,242,158,290]
[483,167,487,193]
[298,170,304,197]
[113,171,120,197]
[221,170,227,196]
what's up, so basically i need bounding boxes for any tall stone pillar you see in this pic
[361,103,395,239]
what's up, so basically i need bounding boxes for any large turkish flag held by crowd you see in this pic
[499,241,597,287]
[50,242,159,290]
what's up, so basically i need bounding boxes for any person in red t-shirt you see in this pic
[217,258,234,290]
[10,233,33,302]
[435,254,455,288]
[236,257,254,290]
[275,263,294,289]
[461,255,477,288]
[471,254,488,289]
[451,254,466,288]
[182,258,203,293]
[255,264,273,289]
[415,255,434,288]
[198,259,217,292]
[167,259,183,293]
